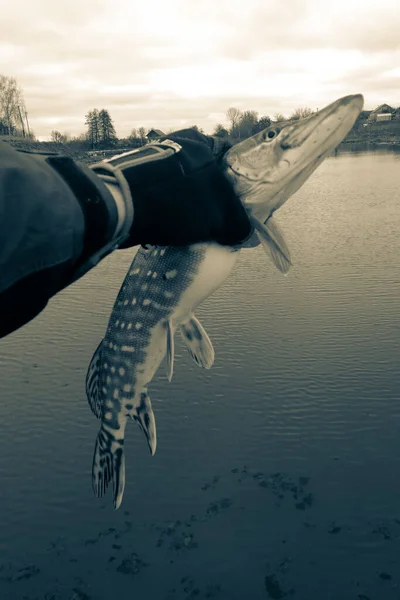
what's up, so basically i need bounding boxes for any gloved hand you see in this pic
[90,128,253,249]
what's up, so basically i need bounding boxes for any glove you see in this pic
[90,128,253,248]
[40,129,252,284]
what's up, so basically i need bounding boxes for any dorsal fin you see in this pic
[85,340,104,418]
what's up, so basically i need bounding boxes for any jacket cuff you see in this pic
[45,156,122,283]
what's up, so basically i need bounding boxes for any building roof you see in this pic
[146,128,165,137]
[371,103,395,114]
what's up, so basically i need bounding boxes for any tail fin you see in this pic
[92,426,126,510]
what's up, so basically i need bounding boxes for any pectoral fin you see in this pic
[251,215,292,274]
[166,320,174,382]
[180,315,215,369]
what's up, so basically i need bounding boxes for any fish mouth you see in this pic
[231,94,363,183]
[226,93,364,221]
[279,93,364,156]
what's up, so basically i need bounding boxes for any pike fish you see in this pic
[86,94,363,509]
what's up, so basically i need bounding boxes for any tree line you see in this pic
[1,73,315,149]
[213,106,314,142]
[53,104,314,150]
[51,116,150,150]
[51,110,153,149]
[0,75,34,138]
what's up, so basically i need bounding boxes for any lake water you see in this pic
[1,149,400,600]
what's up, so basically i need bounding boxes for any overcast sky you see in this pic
[1,0,399,139]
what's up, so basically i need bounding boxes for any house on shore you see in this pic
[146,129,165,142]
[368,104,396,122]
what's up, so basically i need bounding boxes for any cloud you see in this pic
[1,0,399,137]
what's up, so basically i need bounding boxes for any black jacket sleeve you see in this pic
[0,142,86,338]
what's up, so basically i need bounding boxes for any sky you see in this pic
[1,0,399,139]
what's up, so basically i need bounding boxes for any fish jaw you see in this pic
[223,93,364,222]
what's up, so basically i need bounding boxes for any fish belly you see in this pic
[171,244,240,324]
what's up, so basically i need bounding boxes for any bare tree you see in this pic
[138,127,147,145]
[213,123,229,137]
[255,116,271,132]
[0,75,25,135]
[250,115,272,134]
[236,110,258,139]
[273,112,286,122]
[191,124,205,134]
[226,107,242,133]
[289,107,313,120]
[125,128,143,148]
[51,130,69,143]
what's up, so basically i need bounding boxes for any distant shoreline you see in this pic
[340,138,400,145]
[2,130,400,165]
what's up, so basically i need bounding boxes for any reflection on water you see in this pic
[1,151,400,599]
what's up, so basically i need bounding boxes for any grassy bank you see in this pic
[342,119,400,144]
[0,136,95,164]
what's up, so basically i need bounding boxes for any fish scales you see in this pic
[100,244,206,396]
[87,242,239,508]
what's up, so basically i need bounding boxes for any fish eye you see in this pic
[264,128,280,140]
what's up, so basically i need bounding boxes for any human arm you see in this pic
[0,130,252,337]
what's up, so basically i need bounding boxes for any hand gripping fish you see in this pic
[86,94,363,509]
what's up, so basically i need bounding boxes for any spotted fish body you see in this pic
[86,243,239,509]
[86,94,364,509]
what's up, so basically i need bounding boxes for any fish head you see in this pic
[223,94,364,223]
